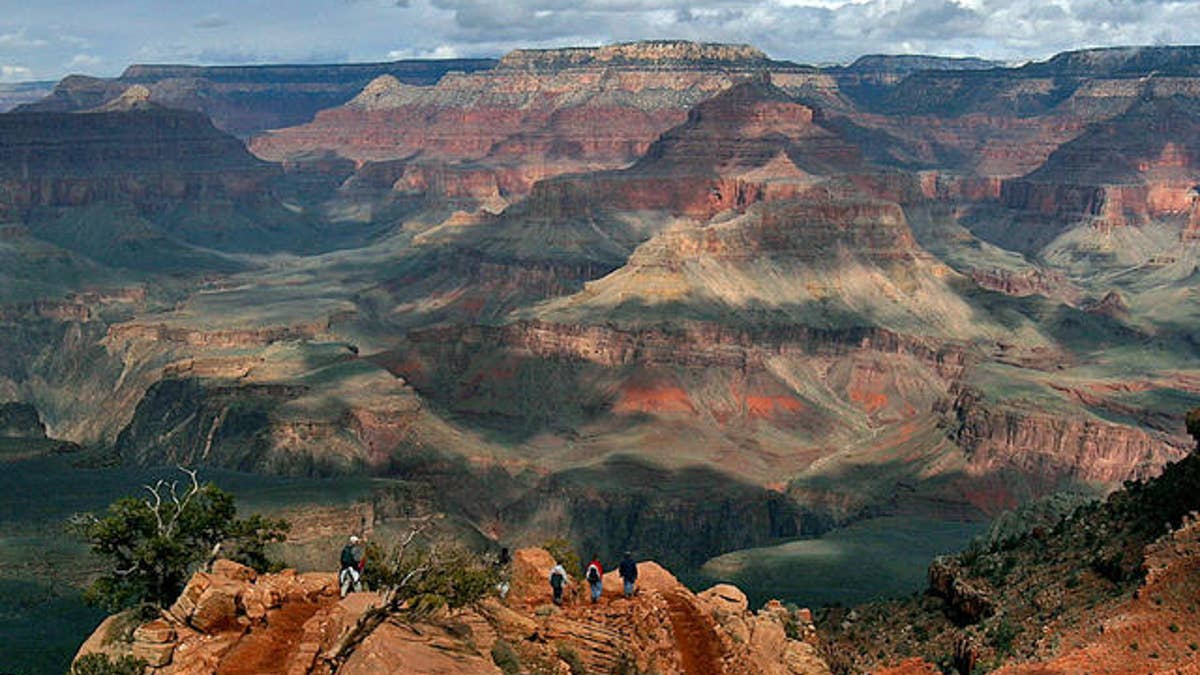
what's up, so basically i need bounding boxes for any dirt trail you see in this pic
[215,600,321,675]
[664,590,725,675]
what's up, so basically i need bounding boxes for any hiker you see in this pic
[339,535,365,598]
[549,561,569,605]
[495,546,512,600]
[585,553,603,603]
[618,551,638,598]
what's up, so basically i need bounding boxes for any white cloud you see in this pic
[6,0,1200,80]
[0,64,34,81]
[0,29,49,48]
[65,53,102,71]
[387,44,461,59]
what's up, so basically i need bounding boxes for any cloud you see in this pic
[0,64,33,81]
[0,29,49,48]
[387,44,461,59]
[194,15,231,29]
[65,53,102,70]
[6,0,1200,82]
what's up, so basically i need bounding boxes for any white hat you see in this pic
[349,535,359,543]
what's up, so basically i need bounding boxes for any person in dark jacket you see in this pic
[618,551,638,598]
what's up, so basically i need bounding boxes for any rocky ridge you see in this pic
[74,549,830,674]
[18,59,496,137]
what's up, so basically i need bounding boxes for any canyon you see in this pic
[3,40,1200,673]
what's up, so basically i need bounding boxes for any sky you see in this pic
[1,0,1197,83]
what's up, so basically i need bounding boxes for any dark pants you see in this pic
[552,583,563,604]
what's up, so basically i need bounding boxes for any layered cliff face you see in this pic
[0,105,274,217]
[249,42,837,210]
[75,551,830,675]
[19,59,496,138]
[999,97,1200,231]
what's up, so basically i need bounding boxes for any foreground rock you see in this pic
[75,549,829,674]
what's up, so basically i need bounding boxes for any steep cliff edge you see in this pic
[823,411,1200,673]
[74,550,830,674]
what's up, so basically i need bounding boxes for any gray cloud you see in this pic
[1,0,1198,82]
[194,15,231,29]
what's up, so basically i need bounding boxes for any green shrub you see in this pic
[70,469,289,610]
[558,643,588,675]
[542,537,581,579]
[989,618,1019,657]
[69,654,147,675]
[491,639,521,675]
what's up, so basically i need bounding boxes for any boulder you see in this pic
[132,618,175,644]
[189,580,243,633]
[130,640,174,668]
[211,559,258,582]
[508,547,560,607]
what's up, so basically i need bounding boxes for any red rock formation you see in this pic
[520,76,871,221]
[1000,97,1200,228]
[946,388,1190,487]
[249,42,832,205]
[75,551,831,674]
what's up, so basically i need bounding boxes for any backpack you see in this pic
[550,570,564,589]
[340,545,356,569]
[586,564,600,584]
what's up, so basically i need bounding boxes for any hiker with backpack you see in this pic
[549,561,569,605]
[339,535,365,598]
[618,551,638,598]
[585,553,604,603]
[494,546,512,600]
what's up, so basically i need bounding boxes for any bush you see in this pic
[491,639,521,675]
[989,618,1019,657]
[365,537,500,616]
[558,643,588,675]
[70,468,289,610]
[542,537,581,580]
[70,654,147,675]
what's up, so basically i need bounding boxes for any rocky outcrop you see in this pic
[76,551,829,675]
[75,560,341,674]
[926,557,995,624]
[970,267,1081,303]
[942,386,1190,487]
[19,60,496,137]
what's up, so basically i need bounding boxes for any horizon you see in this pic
[3,0,1200,83]
[4,39,1200,86]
